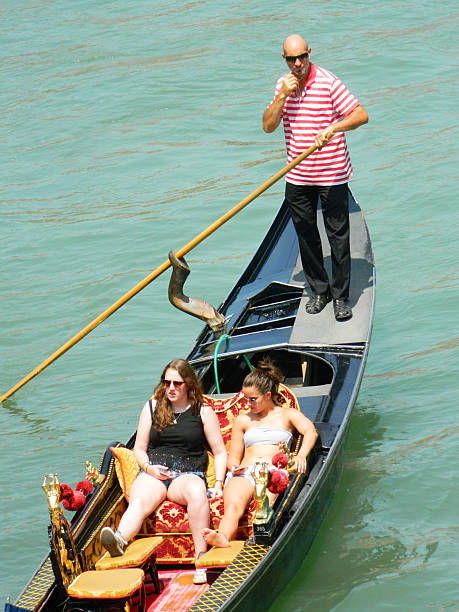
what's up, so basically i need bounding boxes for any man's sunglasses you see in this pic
[284,51,309,62]
[164,379,185,388]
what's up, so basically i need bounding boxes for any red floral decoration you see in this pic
[267,468,289,494]
[75,480,93,496]
[271,450,289,469]
[267,440,293,494]
[59,479,94,511]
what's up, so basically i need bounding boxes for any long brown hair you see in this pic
[152,359,204,431]
[242,357,283,405]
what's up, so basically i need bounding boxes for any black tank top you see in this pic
[147,401,208,473]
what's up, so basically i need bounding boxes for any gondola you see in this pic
[7,187,375,612]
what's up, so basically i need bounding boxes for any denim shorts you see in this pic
[142,467,206,488]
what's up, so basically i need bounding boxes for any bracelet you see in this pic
[215,479,223,485]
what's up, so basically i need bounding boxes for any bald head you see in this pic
[283,34,308,56]
[282,35,311,81]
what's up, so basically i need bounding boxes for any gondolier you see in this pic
[263,33,369,321]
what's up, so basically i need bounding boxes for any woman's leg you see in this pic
[203,476,254,547]
[117,472,167,541]
[167,474,210,558]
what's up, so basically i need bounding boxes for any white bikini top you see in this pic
[243,426,292,448]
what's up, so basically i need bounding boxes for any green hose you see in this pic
[213,335,253,394]
[242,354,253,372]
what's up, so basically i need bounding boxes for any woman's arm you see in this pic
[226,416,246,472]
[133,401,153,471]
[288,409,318,474]
[201,404,227,494]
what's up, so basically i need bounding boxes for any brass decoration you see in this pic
[42,473,82,587]
[42,474,61,516]
[251,445,298,525]
[283,444,297,474]
[52,515,83,588]
[251,462,272,525]
[168,250,227,332]
[85,460,105,485]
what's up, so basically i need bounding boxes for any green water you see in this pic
[1,1,458,609]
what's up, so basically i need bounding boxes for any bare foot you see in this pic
[202,528,230,548]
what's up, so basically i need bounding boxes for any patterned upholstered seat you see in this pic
[140,493,255,564]
[112,385,299,564]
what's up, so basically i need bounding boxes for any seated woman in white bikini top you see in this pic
[243,426,292,448]
[203,358,318,550]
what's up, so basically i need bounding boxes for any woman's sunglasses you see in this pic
[243,395,261,403]
[164,379,185,388]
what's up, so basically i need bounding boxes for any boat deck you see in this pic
[289,197,374,348]
[145,569,210,611]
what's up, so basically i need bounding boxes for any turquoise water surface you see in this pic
[1,1,458,610]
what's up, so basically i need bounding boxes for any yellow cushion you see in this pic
[110,446,140,499]
[206,452,216,487]
[67,568,144,598]
[195,541,245,568]
[95,536,163,570]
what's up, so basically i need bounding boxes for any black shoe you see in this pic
[333,299,352,321]
[305,291,331,315]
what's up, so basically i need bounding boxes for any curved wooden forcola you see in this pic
[168,251,226,332]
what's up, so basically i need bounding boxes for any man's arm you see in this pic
[262,74,298,133]
[315,105,369,148]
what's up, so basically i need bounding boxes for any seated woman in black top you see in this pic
[101,359,226,583]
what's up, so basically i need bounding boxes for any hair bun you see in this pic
[256,358,283,383]
[242,357,283,401]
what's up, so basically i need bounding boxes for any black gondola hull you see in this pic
[11,189,374,612]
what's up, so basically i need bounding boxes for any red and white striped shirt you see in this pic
[273,64,360,185]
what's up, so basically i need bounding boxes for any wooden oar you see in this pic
[1,143,318,403]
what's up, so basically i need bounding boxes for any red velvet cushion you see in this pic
[140,497,255,563]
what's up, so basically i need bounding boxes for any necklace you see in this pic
[173,404,190,424]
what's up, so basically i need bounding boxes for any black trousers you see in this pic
[284,182,350,300]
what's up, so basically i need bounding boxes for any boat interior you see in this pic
[196,347,334,395]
